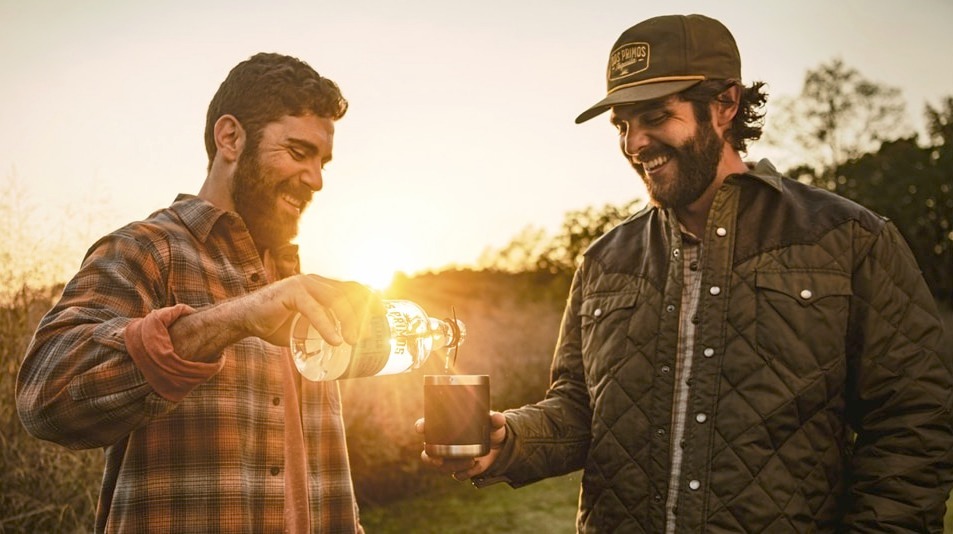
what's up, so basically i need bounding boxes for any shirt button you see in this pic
[273,397,281,406]
[688,479,701,491]
[656,428,666,438]
[709,286,721,296]
[695,413,708,423]
[666,304,676,313]
[251,273,261,282]
[715,227,727,237]
[703,348,715,358]
[689,260,699,271]
[270,466,280,476]
[593,308,602,317]
[653,493,663,503]
[673,248,680,258]
[660,365,671,374]
[799,289,813,300]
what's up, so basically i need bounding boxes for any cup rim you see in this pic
[424,374,489,386]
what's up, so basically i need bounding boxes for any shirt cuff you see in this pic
[125,304,225,402]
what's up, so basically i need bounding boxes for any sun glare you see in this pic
[351,262,398,292]
[300,237,415,292]
[348,238,417,291]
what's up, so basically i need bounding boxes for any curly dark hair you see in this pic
[680,79,767,153]
[204,52,348,170]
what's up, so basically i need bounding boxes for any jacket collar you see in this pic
[737,158,784,192]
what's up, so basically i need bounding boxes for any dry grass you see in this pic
[0,288,103,533]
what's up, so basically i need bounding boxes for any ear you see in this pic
[711,84,741,132]
[213,114,246,164]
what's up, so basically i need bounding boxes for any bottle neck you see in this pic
[430,317,466,369]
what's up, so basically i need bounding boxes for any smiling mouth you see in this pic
[638,153,672,173]
[281,193,305,213]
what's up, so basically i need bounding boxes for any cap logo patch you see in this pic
[608,42,649,81]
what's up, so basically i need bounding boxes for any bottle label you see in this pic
[344,314,392,378]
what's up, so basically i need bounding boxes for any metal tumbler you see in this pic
[424,374,490,458]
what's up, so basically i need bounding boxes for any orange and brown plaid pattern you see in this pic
[17,195,361,533]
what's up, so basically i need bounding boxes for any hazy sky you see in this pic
[2,0,951,288]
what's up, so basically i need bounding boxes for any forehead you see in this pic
[262,113,335,144]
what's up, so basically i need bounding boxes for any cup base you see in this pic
[425,443,489,459]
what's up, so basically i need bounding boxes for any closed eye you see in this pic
[285,138,319,162]
[641,111,670,127]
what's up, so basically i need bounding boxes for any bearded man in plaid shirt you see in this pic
[17,52,375,533]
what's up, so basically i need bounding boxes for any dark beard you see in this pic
[637,119,723,209]
[232,147,303,250]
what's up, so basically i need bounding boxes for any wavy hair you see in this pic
[204,52,348,170]
[680,80,768,153]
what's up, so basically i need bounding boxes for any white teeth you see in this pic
[282,194,302,209]
[640,154,671,172]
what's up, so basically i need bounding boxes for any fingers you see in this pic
[420,449,478,476]
[417,412,507,477]
[336,281,384,345]
[244,273,377,347]
[298,275,378,346]
[489,411,507,449]
[489,411,506,428]
[293,287,344,346]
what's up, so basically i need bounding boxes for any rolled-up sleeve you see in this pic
[16,231,221,449]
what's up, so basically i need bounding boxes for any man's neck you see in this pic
[674,148,748,238]
[674,202,710,240]
[199,157,237,212]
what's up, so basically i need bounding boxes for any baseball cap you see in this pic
[575,14,741,124]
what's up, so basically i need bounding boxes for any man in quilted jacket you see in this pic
[420,14,953,532]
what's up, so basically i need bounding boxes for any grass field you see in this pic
[359,471,581,533]
[360,471,953,533]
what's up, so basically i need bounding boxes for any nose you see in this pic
[621,122,649,158]
[300,161,324,192]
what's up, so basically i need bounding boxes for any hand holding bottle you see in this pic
[291,300,466,381]
[240,274,379,348]
[167,274,378,365]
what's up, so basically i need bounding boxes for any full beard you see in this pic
[635,120,723,210]
[232,148,307,250]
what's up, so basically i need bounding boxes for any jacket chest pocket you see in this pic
[755,270,851,375]
[579,292,640,378]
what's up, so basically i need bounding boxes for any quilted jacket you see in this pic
[478,160,953,532]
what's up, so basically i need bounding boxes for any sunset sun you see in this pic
[298,233,413,292]
[349,258,399,291]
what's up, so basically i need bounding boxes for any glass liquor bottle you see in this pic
[290,300,466,381]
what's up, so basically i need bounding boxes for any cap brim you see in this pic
[574,79,703,124]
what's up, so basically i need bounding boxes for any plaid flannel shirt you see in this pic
[17,195,361,533]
